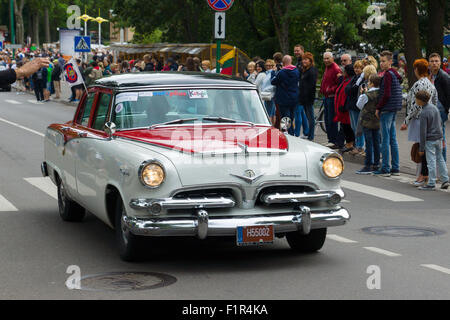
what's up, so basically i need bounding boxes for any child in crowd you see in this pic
[416,91,450,190]
[355,74,381,174]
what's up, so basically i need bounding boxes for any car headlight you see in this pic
[139,160,165,188]
[321,154,344,179]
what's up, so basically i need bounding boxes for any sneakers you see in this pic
[373,170,391,177]
[390,170,400,176]
[356,167,374,175]
[413,179,426,186]
[441,181,450,190]
[418,184,435,191]
[325,142,335,147]
[340,147,354,153]
[349,148,361,155]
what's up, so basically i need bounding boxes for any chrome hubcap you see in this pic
[120,203,129,246]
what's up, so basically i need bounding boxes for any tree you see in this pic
[13,0,26,44]
[399,0,421,87]
[426,0,446,58]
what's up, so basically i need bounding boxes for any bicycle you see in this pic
[313,98,327,134]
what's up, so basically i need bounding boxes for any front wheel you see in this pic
[115,196,145,262]
[286,228,327,253]
[57,178,85,222]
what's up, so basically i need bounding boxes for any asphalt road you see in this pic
[0,91,449,300]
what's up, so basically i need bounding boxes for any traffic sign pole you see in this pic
[216,40,221,74]
[208,1,234,74]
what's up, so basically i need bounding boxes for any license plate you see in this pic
[236,225,274,246]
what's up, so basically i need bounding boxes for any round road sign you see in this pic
[207,0,234,12]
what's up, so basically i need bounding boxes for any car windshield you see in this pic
[111,89,270,130]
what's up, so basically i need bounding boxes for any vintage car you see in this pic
[42,72,350,261]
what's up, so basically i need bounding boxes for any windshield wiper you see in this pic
[203,117,255,126]
[150,118,200,129]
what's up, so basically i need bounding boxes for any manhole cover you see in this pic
[362,226,445,237]
[80,272,177,292]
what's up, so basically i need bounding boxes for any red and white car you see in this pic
[42,72,350,261]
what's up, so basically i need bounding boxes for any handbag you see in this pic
[410,143,422,163]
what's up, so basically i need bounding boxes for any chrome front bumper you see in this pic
[123,207,350,239]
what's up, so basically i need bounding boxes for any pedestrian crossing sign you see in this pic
[74,36,91,53]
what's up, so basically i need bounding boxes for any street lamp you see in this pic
[93,9,108,47]
[77,13,93,37]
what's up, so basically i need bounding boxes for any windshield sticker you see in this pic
[139,91,187,97]
[189,90,208,99]
[115,92,138,104]
[115,103,124,114]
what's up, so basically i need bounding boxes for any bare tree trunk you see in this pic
[268,0,290,54]
[399,0,421,88]
[427,0,445,58]
[33,12,40,47]
[27,9,33,45]
[14,0,26,45]
[44,7,51,43]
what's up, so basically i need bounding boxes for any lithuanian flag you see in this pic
[219,48,236,76]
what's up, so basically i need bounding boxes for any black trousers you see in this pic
[421,154,429,176]
[34,80,44,101]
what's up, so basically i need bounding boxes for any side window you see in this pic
[92,93,112,130]
[77,92,96,126]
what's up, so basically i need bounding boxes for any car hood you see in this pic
[114,125,288,154]
[115,125,310,186]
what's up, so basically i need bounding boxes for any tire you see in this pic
[286,228,327,253]
[57,178,86,222]
[115,195,145,262]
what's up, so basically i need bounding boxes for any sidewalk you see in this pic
[12,78,78,107]
[313,111,450,176]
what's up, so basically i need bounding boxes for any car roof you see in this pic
[94,72,256,90]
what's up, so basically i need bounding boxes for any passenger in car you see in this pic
[146,95,171,125]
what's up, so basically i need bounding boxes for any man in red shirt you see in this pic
[320,52,342,148]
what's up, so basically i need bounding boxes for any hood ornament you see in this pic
[237,142,249,156]
[230,169,264,184]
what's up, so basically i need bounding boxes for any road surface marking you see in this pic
[327,234,358,243]
[0,194,18,212]
[0,116,45,137]
[27,100,42,105]
[341,199,350,203]
[421,264,450,275]
[341,180,423,202]
[24,177,58,200]
[5,99,21,105]
[363,247,401,257]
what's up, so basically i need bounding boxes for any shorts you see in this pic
[73,84,84,91]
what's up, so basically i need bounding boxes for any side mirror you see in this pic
[104,122,117,138]
[280,117,292,133]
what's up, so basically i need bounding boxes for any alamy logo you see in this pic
[365,4,387,30]
[67,5,81,29]
[366,265,381,290]
[66,265,81,290]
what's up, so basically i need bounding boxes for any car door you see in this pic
[75,90,112,213]
[60,91,97,199]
